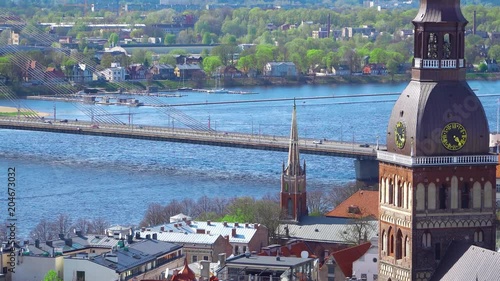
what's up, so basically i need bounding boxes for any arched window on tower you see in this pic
[405,236,410,257]
[380,178,385,203]
[474,229,484,243]
[416,183,425,211]
[382,230,386,253]
[461,183,470,209]
[422,231,432,248]
[451,176,458,209]
[473,181,481,208]
[428,183,436,210]
[287,198,293,217]
[428,33,438,59]
[397,181,403,207]
[439,184,447,209]
[388,227,394,256]
[389,180,394,205]
[484,181,493,208]
[396,229,403,260]
[443,33,451,59]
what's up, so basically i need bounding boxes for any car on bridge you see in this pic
[359,143,370,147]
[313,140,323,144]
[91,124,99,129]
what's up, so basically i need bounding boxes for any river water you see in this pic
[1,80,500,238]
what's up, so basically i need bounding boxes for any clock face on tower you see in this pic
[395,121,406,149]
[441,122,467,151]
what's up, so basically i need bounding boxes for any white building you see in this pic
[13,252,64,281]
[64,239,184,281]
[100,62,126,82]
[352,237,379,281]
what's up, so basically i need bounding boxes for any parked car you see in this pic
[313,140,323,144]
[359,143,370,147]
[59,119,68,123]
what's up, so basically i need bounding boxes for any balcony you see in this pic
[414,58,465,69]
[377,151,498,167]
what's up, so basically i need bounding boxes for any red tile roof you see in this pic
[331,242,371,278]
[325,190,379,219]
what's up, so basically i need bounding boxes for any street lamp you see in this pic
[376,135,380,150]
[53,104,56,121]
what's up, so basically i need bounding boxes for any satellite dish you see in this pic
[300,251,308,258]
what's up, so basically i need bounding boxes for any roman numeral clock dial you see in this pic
[441,122,467,151]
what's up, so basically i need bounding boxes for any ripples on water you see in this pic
[1,81,499,238]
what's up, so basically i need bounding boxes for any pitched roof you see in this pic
[90,239,181,273]
[325,190,379,219]
[331,242,371,278]
[430,242,500,281]
[278,216,378,244]
[144,220,264,244]
[171,258,196,281]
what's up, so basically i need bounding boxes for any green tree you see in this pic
[164,34,176,45]
[159,54,177,65]
[211,44,239,66]
[478,62,488,72]
[306,49,325,72]
[488,45,500,61]
[237,55,256,74]
[100,53,113,68]
[108,32,119,47]
[202,56,222,77]
[255,44,275,72]
[43,269,62,281]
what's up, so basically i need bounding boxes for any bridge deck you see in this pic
[0,117,380,159]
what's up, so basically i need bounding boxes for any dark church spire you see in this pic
[285,100,302,176]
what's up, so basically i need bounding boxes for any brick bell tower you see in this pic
[281,101,307,222]
[377,0,497,280]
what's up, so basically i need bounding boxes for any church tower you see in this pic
[378,0,497,280]
[281,102,307,221]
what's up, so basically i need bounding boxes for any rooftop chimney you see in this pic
[218,253,226,267]
[127,234,133,244]
[152,233,157,240]
[135,232,140,239]
[146,234,151,239]
[160,226,165,231]
[207,220,211,225]
[234,222,239,227]
[35,239,40,248]
[231,228,237,237]
[200,260,210,279]
[65,238,72,247]
[58,233,65,240]
[223,221,228,227]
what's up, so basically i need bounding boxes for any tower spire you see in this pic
[286,99,301,176]
[280,101,307,221]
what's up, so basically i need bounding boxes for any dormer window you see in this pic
[348,205,361,214]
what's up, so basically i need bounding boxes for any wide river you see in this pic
[2,80,500,238]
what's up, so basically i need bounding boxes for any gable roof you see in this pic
[90,239,181,273]
[430,242,500,281]
[331,242,371,278]
[278,216,378,244]
[325,190,379,219]
[144,220,264,244]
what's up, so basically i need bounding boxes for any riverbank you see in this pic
[0,106,50,117]
[4,72,500,97]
